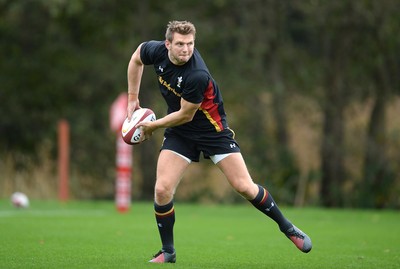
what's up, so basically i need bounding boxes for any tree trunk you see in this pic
[320,75,346,207]
[360,94,388,208]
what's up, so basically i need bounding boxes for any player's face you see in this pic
[166,33,195,65]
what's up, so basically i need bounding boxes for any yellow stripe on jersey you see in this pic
[199,107,221,132]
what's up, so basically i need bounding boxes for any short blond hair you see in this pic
[165,20,196,42]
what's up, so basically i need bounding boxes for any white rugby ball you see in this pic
[121,108,156,145]
[11,192,29,208]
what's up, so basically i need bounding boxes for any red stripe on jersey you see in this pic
[200,81,224,132]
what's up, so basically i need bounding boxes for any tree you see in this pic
[358,1,400,208]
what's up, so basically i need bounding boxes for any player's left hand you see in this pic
[136,121,155,142]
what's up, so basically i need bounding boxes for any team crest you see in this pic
[177,76,183,88]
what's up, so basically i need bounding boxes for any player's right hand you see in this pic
[127,98,140,122]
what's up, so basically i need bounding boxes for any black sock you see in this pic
[154,201,175,254]
[249,184,292,233]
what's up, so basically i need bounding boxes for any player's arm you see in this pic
[127,44,144,120]
[137,98,200,138]
[157,98,200,128]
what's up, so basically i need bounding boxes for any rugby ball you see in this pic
[121,108,156,145]
[11,192,29,208]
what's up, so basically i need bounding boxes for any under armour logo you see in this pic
[158,66,164,72]
[265,202,275,212]
[230,143,236,148]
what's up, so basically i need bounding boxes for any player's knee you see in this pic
[154,184,174,203]
[232,180,254,199]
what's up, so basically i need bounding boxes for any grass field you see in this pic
[0,200,399,269]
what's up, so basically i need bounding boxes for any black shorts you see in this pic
[161,128,241,162]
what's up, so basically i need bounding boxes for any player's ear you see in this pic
[165,40,171,50]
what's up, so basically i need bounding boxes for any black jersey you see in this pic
[140,40,229,134]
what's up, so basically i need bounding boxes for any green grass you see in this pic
[0,200,399,269]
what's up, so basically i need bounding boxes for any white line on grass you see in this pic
[0,209,108,217]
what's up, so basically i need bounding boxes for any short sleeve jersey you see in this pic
[140,40,228,134]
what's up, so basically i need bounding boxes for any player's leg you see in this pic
[215,153,291,229]
[154,149,190,205]
[216,152,312,253]
[150,149,190,263]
